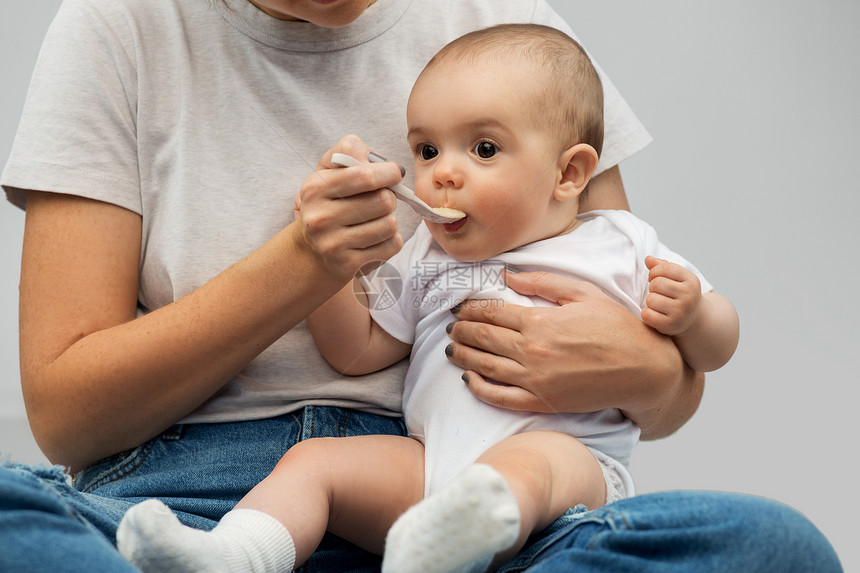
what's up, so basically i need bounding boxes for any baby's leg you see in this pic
[478,430,606,564]
[239,434,425,559]
[383,431,604,573]
[118,434,425,572]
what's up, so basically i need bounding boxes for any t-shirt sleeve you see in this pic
[532,1,652,176]
[365,226,436,345]
[1,0,141,213]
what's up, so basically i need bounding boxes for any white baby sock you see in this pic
[382,463,521,573]
[117,499,296,573]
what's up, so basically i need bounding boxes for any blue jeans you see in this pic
[0,406,841,572]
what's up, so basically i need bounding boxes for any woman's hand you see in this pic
[444,270,704,439]
[294,135,404,279]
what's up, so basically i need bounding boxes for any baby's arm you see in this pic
[641,256,739,372]
[307,278,411,375]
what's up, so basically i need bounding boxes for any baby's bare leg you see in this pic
[118,434,425,572]
[477,431,605,567]
[238,434,425,562]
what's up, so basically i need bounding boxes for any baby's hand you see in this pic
[641,256,702,336]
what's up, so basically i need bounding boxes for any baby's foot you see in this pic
[117,499,231,572]
[117,499,295,573]
[382,463,520,573]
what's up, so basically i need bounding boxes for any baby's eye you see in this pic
[474,141,498,159]
[419,145,438,160]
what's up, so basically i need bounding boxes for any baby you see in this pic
[118,23,739,573]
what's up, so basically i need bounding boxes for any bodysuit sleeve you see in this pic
[365,226,438,345]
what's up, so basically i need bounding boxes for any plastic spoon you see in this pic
[330,153,465,223]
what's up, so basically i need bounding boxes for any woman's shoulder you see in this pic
[53,0,210,42]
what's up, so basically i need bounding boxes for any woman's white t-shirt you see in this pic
[1,0,651,422]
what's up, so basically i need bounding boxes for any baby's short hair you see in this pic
[423,24,604,156]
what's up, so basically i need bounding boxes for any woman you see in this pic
[0,0,839,571]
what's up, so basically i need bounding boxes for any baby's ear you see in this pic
[555,144,599,201]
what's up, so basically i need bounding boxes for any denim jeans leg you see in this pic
[499,490,842,573]
[1,407,407,573]
[0,463,139,573]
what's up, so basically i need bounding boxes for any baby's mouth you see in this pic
[441,215,468,233]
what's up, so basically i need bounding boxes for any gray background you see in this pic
[1,1,855,569]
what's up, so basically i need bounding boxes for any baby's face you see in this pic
[246,0,377,27]
[406,59,566,262]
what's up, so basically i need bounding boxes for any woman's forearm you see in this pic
[622,356,705,441]
[20,193,345,472]
[589,313,705,439]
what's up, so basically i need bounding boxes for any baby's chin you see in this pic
[433,236,506,264]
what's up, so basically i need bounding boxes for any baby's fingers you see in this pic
[641,305,674,334]
[642,294,685,335]
[645,256,687,282]
[647,275,686,300]
[644,291,676,315]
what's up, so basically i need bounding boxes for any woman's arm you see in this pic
[19,138,404,472]
[579,166,629,212]
[20,192,341,471]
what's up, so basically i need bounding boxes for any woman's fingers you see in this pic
[300,185,398,230]
[295,136,406,278]
[504,270,608,305]
[459,370,556,414]
[450,298,527,334]
[313,160,403,201]
[318,134,372,169]
[444,327,526,379]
